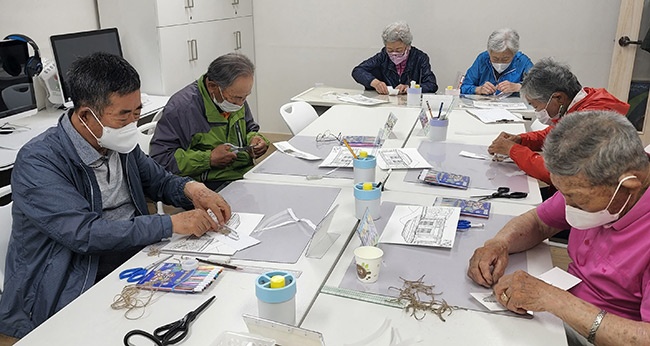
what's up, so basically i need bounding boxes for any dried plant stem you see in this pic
[389,275,461,322]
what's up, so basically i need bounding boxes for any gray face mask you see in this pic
[213,86,243,113]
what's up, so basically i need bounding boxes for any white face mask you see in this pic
[79,109,139,154]
[213,86,243,113]
[492,62,510,74]
[565,175,636,230]
[535,96,560,125]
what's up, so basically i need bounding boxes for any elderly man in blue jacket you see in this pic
[0,52,232,339]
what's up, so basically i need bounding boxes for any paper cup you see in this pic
[354,246,384,283]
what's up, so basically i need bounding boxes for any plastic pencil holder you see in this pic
[354,182,381,220]
[406,87,422,107]
[256,271,297,325]
[353,154,376,184]
[428,118,449,142]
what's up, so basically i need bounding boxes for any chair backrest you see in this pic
[0,185,12,294]
[137,121,157,155]
[279,101,318,135]
[152,109,164,123]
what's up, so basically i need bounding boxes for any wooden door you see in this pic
[608,0,648,144]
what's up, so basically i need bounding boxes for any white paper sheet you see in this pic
[273,141,321,160]
[319,146,374,168]
[376,148,432,170]
[459,150,514,163]
[337,94,389,106]
[472,100,528,110]
[160,212,264,256]
[466,109,523,124]
[378,205,461,248]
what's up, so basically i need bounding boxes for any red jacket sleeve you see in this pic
[509,144,552,185]
[518,126,553,151]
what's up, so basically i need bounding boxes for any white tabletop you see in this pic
[301,190,567,346]
[385,109,543,205]
[244,104,420,188]
[15,180,359,345]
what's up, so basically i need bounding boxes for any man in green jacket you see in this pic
[150,53,268,190]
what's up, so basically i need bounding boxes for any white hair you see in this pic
[382,21,413,46]
[487,28,520,53]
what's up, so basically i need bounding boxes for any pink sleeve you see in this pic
[536,191,572,230]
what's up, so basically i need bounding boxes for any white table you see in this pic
[15,180,359,345]
[290,85,428,109]
[385,109,543,205]
[301,190,567,346]
[244,105,420,187]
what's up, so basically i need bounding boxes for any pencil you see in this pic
[438,102,444,118]
[426,100,434,120]
[195,258,240,270]
[342,139,358,159]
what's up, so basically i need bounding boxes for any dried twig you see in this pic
[389,275,461,322]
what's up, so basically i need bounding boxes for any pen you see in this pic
[438,102,444,118]
[195,258,240,270]
[426,100,434,120]
[342,139,358,159]
[495,119,514,123]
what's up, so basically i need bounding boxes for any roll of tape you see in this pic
[182,258,199,271]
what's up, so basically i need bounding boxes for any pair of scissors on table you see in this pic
[470,187,528,201]
[123,295,216,346]
[119,254,173,283]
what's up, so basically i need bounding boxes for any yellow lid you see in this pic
[359,151,368,158]
[415,84,420,88]
[447,85,453,90]
[270,275,286,288]
[362,182,373,190]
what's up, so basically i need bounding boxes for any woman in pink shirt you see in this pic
[468,110,650,345]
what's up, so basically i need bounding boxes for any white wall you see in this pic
[253,0,623,133]
[0,0,99,108]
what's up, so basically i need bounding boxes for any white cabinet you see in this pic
[97,0,257,115]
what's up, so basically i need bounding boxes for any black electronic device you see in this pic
[50,28,123,106]
[3,34,42,78]
[0,39,37,121]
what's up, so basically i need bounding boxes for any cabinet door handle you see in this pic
[187,39,198,61]
[233,31,242,50]
[185,0,194,8]
[192,39,199,61]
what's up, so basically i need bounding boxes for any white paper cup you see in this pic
[354,246,384,283]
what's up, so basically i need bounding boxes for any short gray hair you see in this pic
[543,110,647,186]
[382,21,413,46]
[520,58,582,103]
[487,28,520,53]
[206,53,255,88]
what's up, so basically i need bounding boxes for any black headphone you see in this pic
[4,34,42,78]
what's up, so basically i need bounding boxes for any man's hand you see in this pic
[476,81,497,95]
[170,209,219,237]
[496,81,522,94]
[184,181,231,224]
[493,270,562,315]
[250,136,268,158]
[210,144,237,168]
[467,238,510,287]
[370,79,389,95]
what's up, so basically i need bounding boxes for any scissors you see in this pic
[226,143,254,154]
[123,295,215,346]
[119,254,173,283]
[470,187,528,201]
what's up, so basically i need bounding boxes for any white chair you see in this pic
[0,185,12,296]
[152,109,164,123]
[137,122,164,215]
[279,101,318,135]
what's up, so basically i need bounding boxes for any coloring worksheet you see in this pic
[319,146,373,168]
[376,148,431,170]
[378,205,461,248]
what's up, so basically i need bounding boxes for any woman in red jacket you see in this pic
[488,58,630,186]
